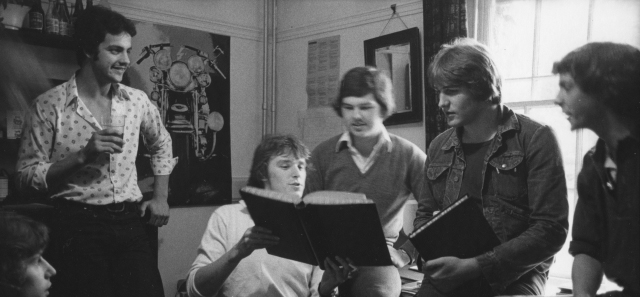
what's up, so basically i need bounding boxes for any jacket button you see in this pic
[454,176,459,182]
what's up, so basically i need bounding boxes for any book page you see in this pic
[241,187,302,205]
[303,191,371,205]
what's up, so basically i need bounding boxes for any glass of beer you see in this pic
[101,114,126,137]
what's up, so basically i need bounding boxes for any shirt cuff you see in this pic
[569,240,601,261]
[28,162,53,192]
[186,269,205,297]
[475,251,503,293]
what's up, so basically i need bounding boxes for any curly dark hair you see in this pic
[553,42,640,123]
[247,134,310,189]
[74,6,137,66]
[0,212,49,293]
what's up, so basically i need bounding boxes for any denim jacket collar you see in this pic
[440,105,520,151]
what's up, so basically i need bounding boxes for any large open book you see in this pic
[241,186,392,269]
[409,195,500,296]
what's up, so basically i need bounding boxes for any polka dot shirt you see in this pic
[16,75,178,205]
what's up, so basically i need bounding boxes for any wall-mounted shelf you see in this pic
[0,28,78,50]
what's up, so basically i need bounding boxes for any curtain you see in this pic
[423,0,468,147]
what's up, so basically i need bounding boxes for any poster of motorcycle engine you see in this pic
[125,21,231,207]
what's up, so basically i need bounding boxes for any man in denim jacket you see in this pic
[414,38,569,296]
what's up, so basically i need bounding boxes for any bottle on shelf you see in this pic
[71,0,84,36]
[28,0,45,33]
[58,0,71,36]
[61,0,73,36]
[45,0,60,35]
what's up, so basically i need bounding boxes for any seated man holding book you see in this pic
[186,134,353,297]
[413,38,569,296]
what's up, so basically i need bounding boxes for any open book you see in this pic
[409,195,500,296]
[241,186,392,269]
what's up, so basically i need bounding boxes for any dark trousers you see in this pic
[416,267,546,297]
[48,203,164,297]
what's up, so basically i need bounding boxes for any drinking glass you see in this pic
[101,114,126,137]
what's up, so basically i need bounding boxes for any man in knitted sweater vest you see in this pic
[305,67,426,297]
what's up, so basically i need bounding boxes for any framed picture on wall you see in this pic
[364,27,422,125]
[126,21,232,207]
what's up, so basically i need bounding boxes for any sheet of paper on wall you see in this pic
[307,35,340,108]
[298,108,343,151]
[6,110,24,139]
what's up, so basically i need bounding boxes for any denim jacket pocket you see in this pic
[426,164,449,180]
[489,196,531,240]
[488,151,526,201]
[426,163,450,208]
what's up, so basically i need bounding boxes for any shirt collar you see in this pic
[64,75,131,108]
[335,127,393,153]
[441,104,518,151]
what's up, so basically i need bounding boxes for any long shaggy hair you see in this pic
[247,134,310,189]
[428,38,502,104]
[553,42,640,123]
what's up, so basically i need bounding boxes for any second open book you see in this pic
[240,186,392,270]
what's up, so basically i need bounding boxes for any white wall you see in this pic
[275,0,426,152]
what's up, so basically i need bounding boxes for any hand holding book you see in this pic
[232,226,280,260]
[241,186,392,269]
[422,256,482,292]
[319,256,357,296]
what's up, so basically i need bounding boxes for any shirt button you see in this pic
[111,170,115,174]
[454,176,459,182]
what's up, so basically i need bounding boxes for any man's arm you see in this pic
[46,129,124,187]
[413,153,438,230]
[187,209,279,297]
[16,101,123,194]
[139,174,169,226]
[192,226,278,296]
[570,152,606,297]
[572,254,603,297]
[475,125,569,288]
[138,92,177,226]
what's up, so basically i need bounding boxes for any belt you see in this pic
[53,199,139,213]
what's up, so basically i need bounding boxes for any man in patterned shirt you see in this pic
[15,6,177,297]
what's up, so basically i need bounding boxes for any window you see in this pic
[472,0,640,290]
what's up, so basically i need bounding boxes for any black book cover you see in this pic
[409,195,500,296]
[409,195,500,261]
[241,186,392,269]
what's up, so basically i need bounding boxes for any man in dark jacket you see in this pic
[554,42,640,297]
[414,38,569,296]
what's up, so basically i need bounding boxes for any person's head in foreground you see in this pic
[553,42,640,131]
[333,66,395,139]
[248,134,310,197]
[428,37,503,128]
[0,212,56,297]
